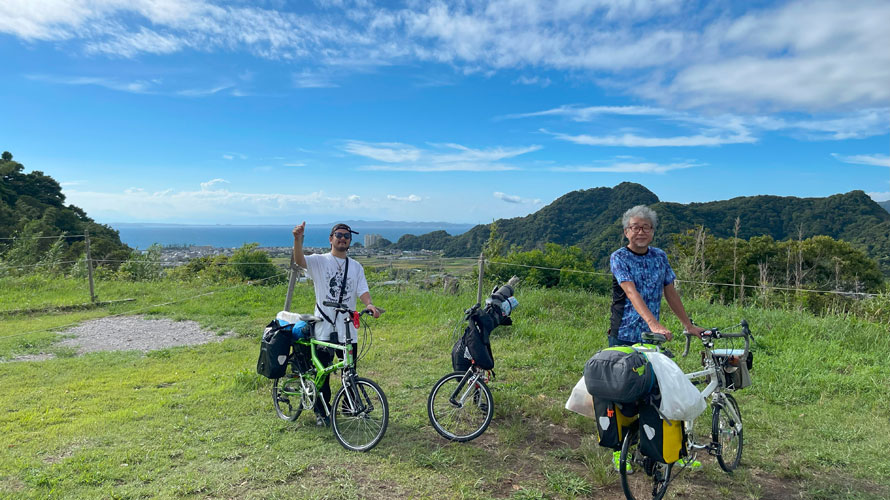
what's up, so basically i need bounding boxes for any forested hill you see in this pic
[0,151,131,263]
[394,182,890,273]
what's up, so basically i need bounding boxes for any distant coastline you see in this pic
[109,221,475,250]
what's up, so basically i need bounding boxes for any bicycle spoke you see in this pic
[428,371,493,442]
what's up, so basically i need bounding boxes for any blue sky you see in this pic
[1,0,888,225]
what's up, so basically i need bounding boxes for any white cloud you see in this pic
[344,142,422,163]
[3,1,888,112]
[542,129,753,147]
[283,162,307,167]
[26,74,157,93]
[493,192,541,205]
[505,105,669,121]
[513,75,551,87]
[868,191,890,202]
[387,194,422,202]
[200,178,229,190]
[65,182,359,221]
[346,141,539,171]
[551,160,701,174]
[832,154,890,168]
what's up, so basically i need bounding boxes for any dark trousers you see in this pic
[314,342,357,416]
[608,335,637,347]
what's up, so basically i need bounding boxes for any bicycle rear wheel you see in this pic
[332,376,389,452]
[619,428,673,500]
[713,393,743,472]
[427,371,493,442]
[272,376,307,421]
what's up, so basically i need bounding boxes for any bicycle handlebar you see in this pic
[322,301,386,316]
[681,319,751,358]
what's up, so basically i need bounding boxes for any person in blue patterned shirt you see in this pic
[608,205,705,346]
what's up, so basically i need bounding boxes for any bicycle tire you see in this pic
[331,377,389,452]
[619,428,673,500]
[427,371,493,442]
[713,393,743,472]
[272,376,306,421]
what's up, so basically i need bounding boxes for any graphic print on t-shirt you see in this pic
[327,268,351,302]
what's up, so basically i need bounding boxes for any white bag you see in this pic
[646,351,706,421]
[565,376,595,418]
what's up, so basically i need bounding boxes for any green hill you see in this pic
[0,151,131,264]
[394,182,890,274]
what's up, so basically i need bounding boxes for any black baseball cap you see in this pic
[330,223,359,236]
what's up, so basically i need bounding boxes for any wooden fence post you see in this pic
[476,252,485,305]
[84,230,96,303]
[284,257,298,312]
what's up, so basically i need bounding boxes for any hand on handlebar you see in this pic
[366,304,382,318]
[684,324,706,337]
[647,321,673,341]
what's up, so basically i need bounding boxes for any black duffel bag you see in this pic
[583,346,655,403]
[256,321,293,379]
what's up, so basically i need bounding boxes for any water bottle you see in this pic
[500,296,519,316]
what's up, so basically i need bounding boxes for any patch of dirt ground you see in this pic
[9,315,233,362]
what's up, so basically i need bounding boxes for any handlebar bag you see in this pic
[712,349,753,390]
[638,402,687,464]
[592,396,639,450]
[256,320,293,379]
[584,346,655,403]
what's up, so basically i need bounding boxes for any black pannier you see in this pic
[451,335,472,372]
[593,397,639,450]
[256,321,292,379]
[463,320,495,370]
[583,346,655,403]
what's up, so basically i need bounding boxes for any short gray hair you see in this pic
[622,205,658,229]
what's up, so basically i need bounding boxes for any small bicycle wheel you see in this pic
[427,371,493,442]
[272,375,306,421]
[713,393,743,472]
[332,377,389,452]
[619,429,673,500]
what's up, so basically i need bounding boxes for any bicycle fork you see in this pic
[449,370,482,407]
[341,371,373,416]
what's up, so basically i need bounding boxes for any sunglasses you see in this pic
[332,232,352,240]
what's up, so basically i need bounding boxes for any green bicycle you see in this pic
[271,301,389,452]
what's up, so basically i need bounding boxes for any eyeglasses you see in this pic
[626,225,653,233]
[332,232,352,240]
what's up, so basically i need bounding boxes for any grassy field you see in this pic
[1,274,889,499]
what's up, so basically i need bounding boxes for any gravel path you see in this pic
[8,316,234,362]
[56,315,233,354]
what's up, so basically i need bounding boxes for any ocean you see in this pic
[112,223,475,250]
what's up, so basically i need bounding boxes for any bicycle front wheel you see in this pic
[427,371,493,442]
[272,376,305,421]
[332,377,389,452]
[713,393,743,472]
[619,428,673,500]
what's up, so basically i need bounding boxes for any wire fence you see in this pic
[0,230,884,330]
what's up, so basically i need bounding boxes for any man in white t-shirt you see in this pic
[292,221,381,426]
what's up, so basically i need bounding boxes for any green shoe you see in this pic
[613,450,632,474]
[677,457,702,469]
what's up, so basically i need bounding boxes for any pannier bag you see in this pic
[460,322,495,370]
[712,349,753,390]
[451,335,472,372]
[584,346,655,403]
[638,402,686,464]
[593,396,639,450]
[256,320,293,379]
